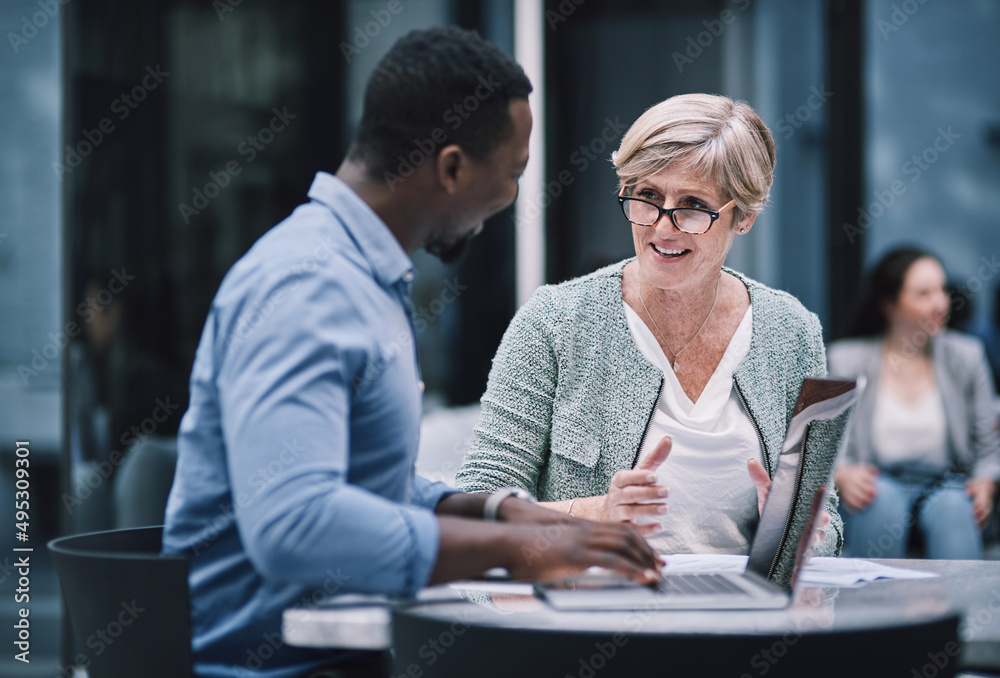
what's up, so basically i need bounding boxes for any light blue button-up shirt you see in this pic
[163,172,455,678]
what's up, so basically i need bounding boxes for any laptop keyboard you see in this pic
[657,573,749,596]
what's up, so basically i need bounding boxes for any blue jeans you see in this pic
[842,472,982,559]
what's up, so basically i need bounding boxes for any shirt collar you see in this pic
[307,171,415,288]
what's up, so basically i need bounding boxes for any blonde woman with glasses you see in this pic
[458,93,845,557]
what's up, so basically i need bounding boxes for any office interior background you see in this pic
[1,0,998,674]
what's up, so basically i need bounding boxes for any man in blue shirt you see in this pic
[163,26,660,678]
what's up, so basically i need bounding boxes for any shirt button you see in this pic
[402,271,414,283]
[418,380,425,392]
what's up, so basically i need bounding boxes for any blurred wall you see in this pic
[863,0,1000,326]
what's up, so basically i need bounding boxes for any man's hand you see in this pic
[594,436,672,535]
[502,518,662,584]
[430,514,662,586]
[834,463,879,512]
[966,478,996,528]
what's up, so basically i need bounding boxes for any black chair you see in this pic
[48,525,193,678]
[113,436,178,529]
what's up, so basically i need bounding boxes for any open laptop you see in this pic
[535,376,862,611]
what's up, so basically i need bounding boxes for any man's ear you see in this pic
[434,144,465,195]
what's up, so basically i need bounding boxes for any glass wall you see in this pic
[0,2,63,470]
[0,2,64,673]
[863,0,1000,330]
[542,0,831,325]
[740,0,830,323]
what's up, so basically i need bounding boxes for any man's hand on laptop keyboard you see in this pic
[503,519,663,585]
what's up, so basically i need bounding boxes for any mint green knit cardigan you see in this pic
[457,259,845,567]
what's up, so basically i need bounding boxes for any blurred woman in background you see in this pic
[830,247,1000,559]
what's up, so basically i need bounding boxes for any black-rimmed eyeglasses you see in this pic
[618,195,736,234]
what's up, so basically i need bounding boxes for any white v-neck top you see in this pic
[624,302,764,555]
[872,384,948,472]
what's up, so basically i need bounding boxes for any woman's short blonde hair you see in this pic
[612,93,776,224]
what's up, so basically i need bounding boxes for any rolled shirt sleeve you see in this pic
[216,265,439,596]
[412,475,462,510]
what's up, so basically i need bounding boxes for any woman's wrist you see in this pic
[538,495,604,521]
[569,496,603,521]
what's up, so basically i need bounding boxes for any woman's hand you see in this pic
[966,478,997,528]
[834,463,879,512]
[746,457,771,517]
[747,458,829,547]
[588,436,672,536]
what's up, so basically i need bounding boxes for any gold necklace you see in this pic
[637,274,720,371]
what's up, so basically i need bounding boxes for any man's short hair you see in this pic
[349,26,532,179]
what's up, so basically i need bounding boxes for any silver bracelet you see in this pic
[483,487,536,522]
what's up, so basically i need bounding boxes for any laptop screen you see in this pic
[745,377,861,587]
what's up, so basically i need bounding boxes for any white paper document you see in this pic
[660,553,938,586]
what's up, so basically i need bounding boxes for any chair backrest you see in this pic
[114,435,178,529]
[48,525,193,678]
